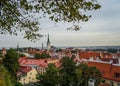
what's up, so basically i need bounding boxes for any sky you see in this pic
[0,0,120,48]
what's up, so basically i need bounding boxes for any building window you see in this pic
[117,83,120,86]
[114,73,120,78]
[30,72,32,75]
[29,77,31,79]
[110,81,114,86]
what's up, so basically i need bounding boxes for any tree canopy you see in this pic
[1,49,22,86]
[0,0,101,41]
[36,63,60,86]
[0,66,14,86]
[34,52,51,59]
[3,49,20,78]
[37,57,102,86]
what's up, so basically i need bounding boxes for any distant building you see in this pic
[17,66,38,85]
[2,47,6,56]
[17,43,20,53]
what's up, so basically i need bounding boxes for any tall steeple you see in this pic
[42,43,44,50]
[47,34,50,43]
[47,34,51,51]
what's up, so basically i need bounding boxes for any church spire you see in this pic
[47,34,51,51]
[47,33,50,43]
[42,43,44,50]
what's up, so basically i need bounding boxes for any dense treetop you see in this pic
[37,57,102,86]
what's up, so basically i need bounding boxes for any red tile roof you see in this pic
[79,51,100,59]
[88,61,120,82]
[17,66,32,76]
[101,53,112,58]
[18,57,28,65]
[79,51,112,60]
[20,66,32,73]
[23,59,48,68]
[19,57,60,68]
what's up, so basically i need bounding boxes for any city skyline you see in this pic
[0,0,120,48]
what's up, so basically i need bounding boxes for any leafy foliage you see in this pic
[1,49,22,86]
[0,0,101,40]
[15,81,23,86]
[37,57,102,86]
[19,53,26,57]
[3,49,20,78]
[88,66,102,86]
[36,63,60,86]
[60,57,77,86]
[0,54,4,64]
[78,64,102,86]
[34,52,51,59]
[106,48,118,53]
[55,48,62,52]
[0,66,14,86]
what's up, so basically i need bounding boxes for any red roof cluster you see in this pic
[17,66,32,76]
[20,66,32,73]
[19,57,60,68]
[79,51,100,59]
[79,51,112,59]
[88,61,120,82]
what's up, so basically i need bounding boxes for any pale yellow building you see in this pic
[17,67,38,85]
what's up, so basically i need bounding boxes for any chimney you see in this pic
[118,58,120,65]
[96,57,99,61]
[110,60,113,64]
[89,57,94,61]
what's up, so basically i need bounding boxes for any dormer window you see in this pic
[114,73,120,78]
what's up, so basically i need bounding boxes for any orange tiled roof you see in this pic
[88,61,120,82]
[19,57,60,68]
[18,57,28,65]
[20,66,32,73]
[23,59,48,68]
[88,61,112,74]
[79,51,100,59]
[101,52,112,58]
[79,51,112,59]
